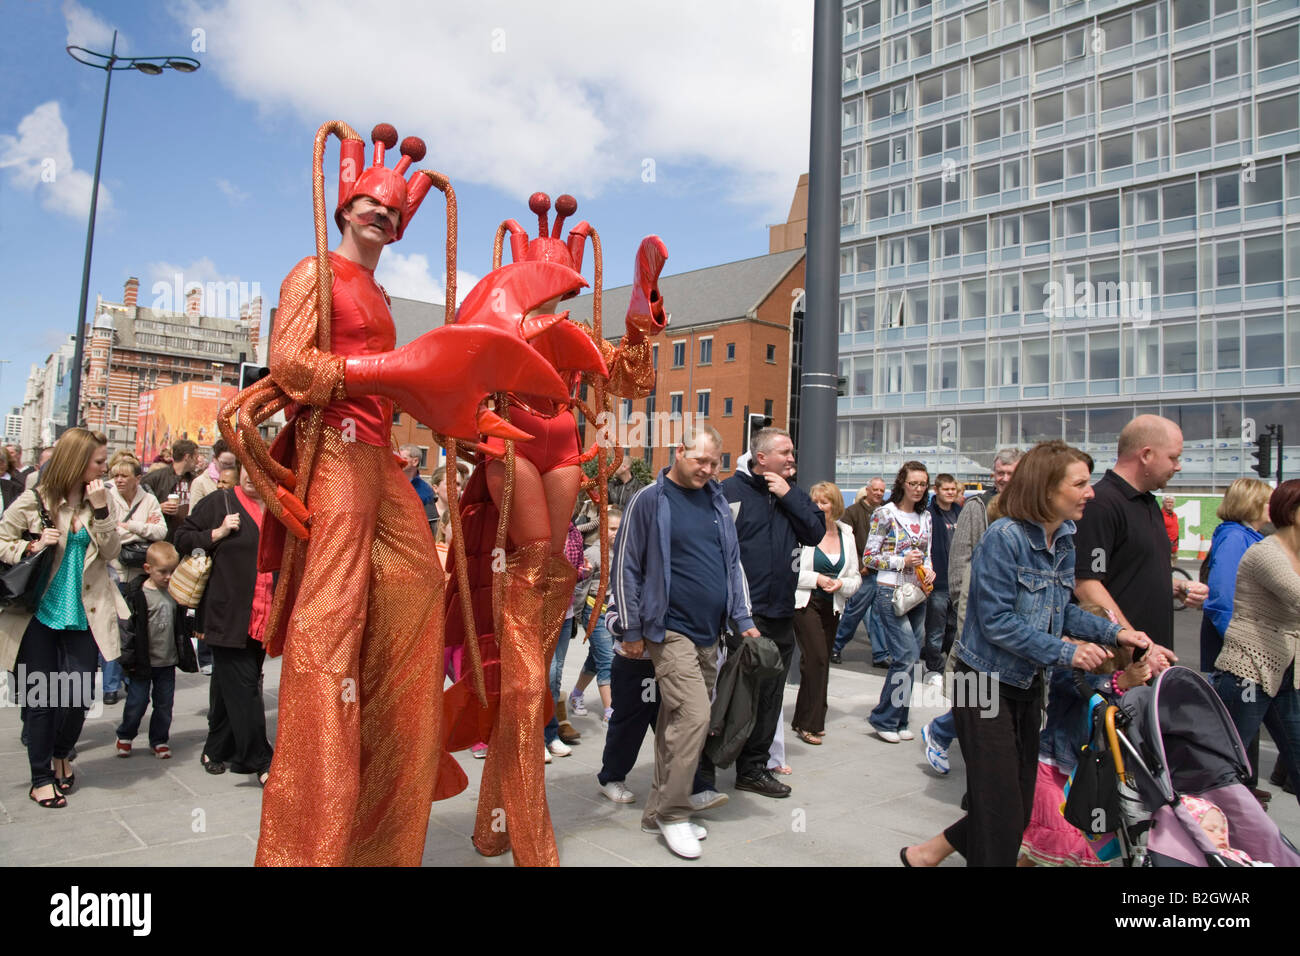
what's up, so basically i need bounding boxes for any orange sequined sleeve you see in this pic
[269,256,347,408]
[597,333,656,399]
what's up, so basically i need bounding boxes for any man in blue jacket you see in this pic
[719,428,825,797]
[607,424,759,860]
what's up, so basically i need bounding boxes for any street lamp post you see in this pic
[65,30,199,431]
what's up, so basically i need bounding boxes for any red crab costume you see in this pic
[441,193,667,866]
[219,122,567,866]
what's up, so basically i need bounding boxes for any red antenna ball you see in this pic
[371,123,399,148]
[555,194,577,217]
[400,137,427,162]
[528,192,552,216]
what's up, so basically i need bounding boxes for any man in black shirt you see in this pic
[720,428,825,797]
[141,439,200,542]
[1073,415,1205,664]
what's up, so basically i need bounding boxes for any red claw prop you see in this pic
[626,235,668,340]
[335,123,435,243]
[274,487,312,540]
[343,324,568,440]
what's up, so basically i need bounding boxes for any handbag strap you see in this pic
[31,489,53,530]
[123,496,143,522]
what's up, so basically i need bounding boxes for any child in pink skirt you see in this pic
[1019,607,1149,866]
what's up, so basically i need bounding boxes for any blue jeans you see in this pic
[834,575,874,654]
[115,665,176,748]
[869,584,926,733]
[1213,667,1300,808]
[928,709,956,750]
[923,589,954,675]
[545,617,576,746]
[580,617,614,687]
[100,651,124,694]
[834,576,887,661]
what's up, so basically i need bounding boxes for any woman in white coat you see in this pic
[0,428,120,808]
[792,481,862,744]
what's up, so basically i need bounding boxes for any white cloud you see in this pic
[0,101,112,220]
[145,257,264,318]
[376,252,478,308]
[171,0,812,218]
[215,178,249,203]
[63,0,123,53]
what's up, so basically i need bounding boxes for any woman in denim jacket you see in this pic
[900,441,1153,867]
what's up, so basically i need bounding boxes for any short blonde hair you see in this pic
[1217,477,1271,524]
[809,481,844,522]
[145,541,179,569]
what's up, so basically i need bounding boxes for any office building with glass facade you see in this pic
[836,0,1299,489]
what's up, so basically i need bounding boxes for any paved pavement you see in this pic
[3,603,1296,867]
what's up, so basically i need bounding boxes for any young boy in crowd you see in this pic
[115,542,198,758]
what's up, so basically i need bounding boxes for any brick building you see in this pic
[79,277,261,452]
[565,249,807,475]
[375,248,808,480]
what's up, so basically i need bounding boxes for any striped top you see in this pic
[36,526,90,630]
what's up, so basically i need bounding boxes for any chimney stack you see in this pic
[123,277,139,308]
[246,295,263,353]
[185,286,202,317]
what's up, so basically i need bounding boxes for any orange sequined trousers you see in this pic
[472,542,577,866]
[256,426,443,866]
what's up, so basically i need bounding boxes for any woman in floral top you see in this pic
[864,461,933,742]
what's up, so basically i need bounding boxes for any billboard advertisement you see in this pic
[135,382,237,462]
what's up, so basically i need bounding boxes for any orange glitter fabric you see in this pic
[256,426,442,866]
[472,538,555,865]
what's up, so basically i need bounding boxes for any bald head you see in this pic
[1115,415,1183,492]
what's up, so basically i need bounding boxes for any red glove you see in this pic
[344,324,568,441]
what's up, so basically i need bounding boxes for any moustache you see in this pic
[354,209,397,238]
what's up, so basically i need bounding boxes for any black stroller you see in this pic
[1065,665,1300,867]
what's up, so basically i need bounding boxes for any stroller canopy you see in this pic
[1117,666,1250,807]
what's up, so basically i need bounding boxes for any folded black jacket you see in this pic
[705,634,783,768]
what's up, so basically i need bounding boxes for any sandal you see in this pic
[258,771,270,787]
[793,727,823,746]
[772,764,793,775]
[53,758,75,793]
[30,786,67,809]
[201,753,227,775]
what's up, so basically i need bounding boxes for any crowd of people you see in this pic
[3,411,1297,866]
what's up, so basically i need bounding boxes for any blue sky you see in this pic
[0,0,813,418]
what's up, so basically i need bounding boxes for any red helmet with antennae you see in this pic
[335,123,435,242]
[503,192,591,299]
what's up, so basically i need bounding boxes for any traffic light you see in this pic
[1250,432,1273,479]
[240,362,270,390]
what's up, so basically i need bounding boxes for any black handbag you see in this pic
[0,490,56,612]
[117,499,148,567]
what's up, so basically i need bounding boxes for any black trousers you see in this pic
[793,593,837,734]
[943,685,1040,866]
[17,617,98,788]
[737,614,796,776]
[598,653,709,793]
[205,636,273,774]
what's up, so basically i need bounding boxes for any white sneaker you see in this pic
[544,746,552,764]
[897,728,915,741]
[547,738,572,757]
[599,780,636,803]
[925,672,944,687]
[644,820,707,840]
[655,819,703,858]
[600,707,612,730]
[689,789,729,812]
[568,693,588,716]
[874,728,901,744]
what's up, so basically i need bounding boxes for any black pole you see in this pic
[798,0,840,486]
[68,31,117,431]
[1277,424,1284,483]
